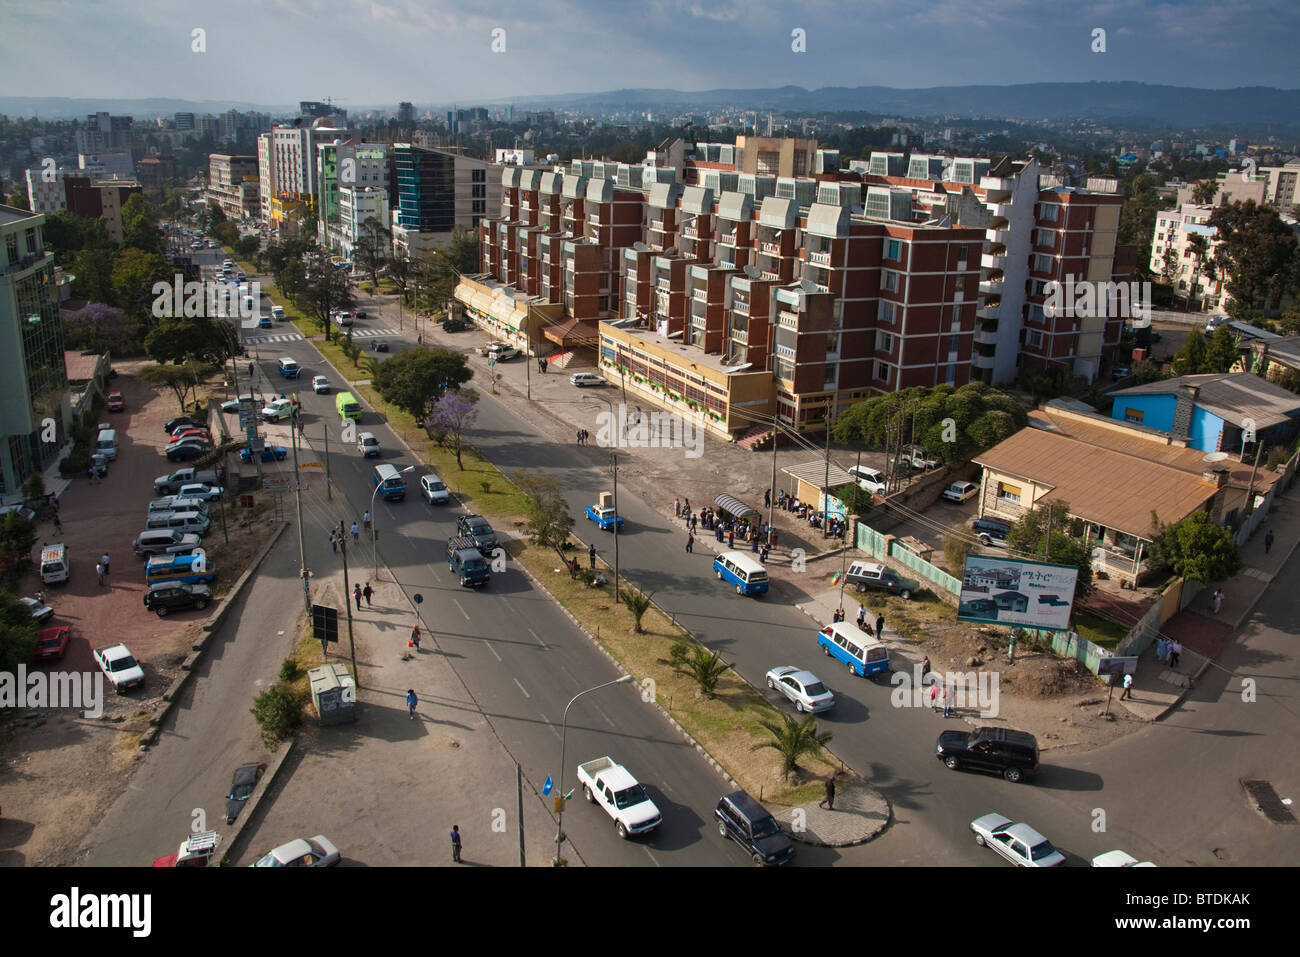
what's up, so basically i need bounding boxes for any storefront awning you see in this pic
[542,316,600,346]
[714,493,759,520]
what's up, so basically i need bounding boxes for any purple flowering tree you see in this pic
[432,388,479,470]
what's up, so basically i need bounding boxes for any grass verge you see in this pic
[1072,609,1129,649]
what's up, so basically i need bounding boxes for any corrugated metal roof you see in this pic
[781,460,858,490]
[973,426,1218,538]
[1113,372,1300,430]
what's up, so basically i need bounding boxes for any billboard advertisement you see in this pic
[957,555,1080,632]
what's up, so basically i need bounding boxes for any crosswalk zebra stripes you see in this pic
[244,327,399,345]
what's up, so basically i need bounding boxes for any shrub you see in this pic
[278,658,299,682]
[250,681,306,749]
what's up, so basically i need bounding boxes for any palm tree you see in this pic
[1191,179,1219,206]
[751,712,834,781]
[620,588,653,633]
[669,642,730,698]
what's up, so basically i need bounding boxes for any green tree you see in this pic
[121,194,163,254]
[669,642,730,697]
[353,216,390,290]
[70,246,118,304]
[943,522,973,573]
[514,468,576,563]
[620,588,653,632]
[211,220,239,247]
[1150,510,1242,583]
[371,346,472,420]
[1005,500,1093,600]
[1190,179,1219,206]
[0,513,39,589]
[1171,330,1210,376]
[138,360,217,411]
[112,247,172,320]
[297,249,354,341]
[1204,326,1242,373]
[1209,201,1300,314]
[0,590,39,676]
[146,317,242,366]
[838,481,873,517]
[750,712,833,781]
[414,228,478,312]
[1130,359,1166,385]
[250,681,306,749]
[1277,305,1300,335]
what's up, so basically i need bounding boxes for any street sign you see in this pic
[312,604,339,644]
[263,477,290,492]
[553,795,565,813]
[542,775,553,796]
[413,594,423,605]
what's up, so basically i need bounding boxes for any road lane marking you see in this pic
[513,677,531,699]
[528,627,547,649]
[642,846,660,866]
[590,702,616,729]
[451,598,470,621]
[485,641,502,662]
[540,713,559,739]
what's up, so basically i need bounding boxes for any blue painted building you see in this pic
[1111,373,1300,454]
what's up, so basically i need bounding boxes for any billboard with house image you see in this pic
[957,555,1080,631]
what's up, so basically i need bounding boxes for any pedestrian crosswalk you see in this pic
[344,327,398,338]
[244,327,399,345]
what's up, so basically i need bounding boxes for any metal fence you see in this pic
[854,520,962,599]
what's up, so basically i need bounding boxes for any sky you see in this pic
[1,0,1296,109]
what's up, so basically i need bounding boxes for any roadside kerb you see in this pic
[217,735,297,866]
[145,521,289,741]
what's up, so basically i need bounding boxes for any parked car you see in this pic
[133,529,202,558]
[765,666,835,713]
[370,339,389,352]
[972,516,1013,547]
[253,835,341,868]
[94,642,145,693]
[847,465,887,494]
[225,763,266,824]
[175,483,223,502]
[33,625,71,662]
[488,344,520,361]
[241,445,288,463]
[166,441,211,462]
[164,416,204,434]
[221,394,258,414]
[312,375,331,394]
[261,398,295,421]
[970,812,1066,867]
[106,391,125,412]
[21,596,55,622]
[942,481,979,503]
[168,427,210,443]
[936,727,1040,783]
[1111,364,1132,381]
[143,581,213,617]
[442,317,467,332]
[845,561,917,599]
[420,473,450,505]
[1091,850,1156,867]
[569,372,605,387]
[1205,315,1227,334]
[715,790,795,866]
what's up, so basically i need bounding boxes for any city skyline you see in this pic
[1,0,1297,107]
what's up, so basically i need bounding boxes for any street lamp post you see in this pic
[370,465,415,574]
[554,674,634,866]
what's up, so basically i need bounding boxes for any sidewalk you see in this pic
[1119,484,1300,720]
[236,563,565,867]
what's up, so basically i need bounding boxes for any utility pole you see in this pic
[611,447,620,601]
[339,519,358,685]
[823,413,832,539]
[768,420,779,547]
[291,406,310,615]
[323,422,332,501]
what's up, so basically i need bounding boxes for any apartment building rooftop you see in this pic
[0,205,38,225]
[608,320,756,375]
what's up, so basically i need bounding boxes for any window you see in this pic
[958,244,969,263]
[472,184,486,199]
[1025,330,1042,348]
[1040,203,1059,222]
[757,150,780,175]
[875,331,894,352]
[5,232,16,264]
[875,361,891,383]
[997,482,1022,503]
[878,301,895,324]
[882,271,899,293]
[1032,254,1052,274]
[24,227,37,253]
[886,239,901,260]
[1124,407,1144,424]
[823,362,836,384]
[955,276,966,294]
[472,169,485,183]
[949,335,960,354]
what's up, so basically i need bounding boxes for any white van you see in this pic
[40,544,69,584]
[95,428,118,461]
[270,305,285,321]
[145,510,211,536]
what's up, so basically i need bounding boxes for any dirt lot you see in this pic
[0,365,276,867]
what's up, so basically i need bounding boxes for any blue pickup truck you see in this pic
[585,503,624,531]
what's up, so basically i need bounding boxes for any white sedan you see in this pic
[765,666,835,713]
[312,375,331,394]
[970,812,1066,867]
[942,481,979,503]
[253,835,341,867]
[1091,850,1156,867]
[570,372,606,388]
[176,483,224,502]
[21,596,54,623]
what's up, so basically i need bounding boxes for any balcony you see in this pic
[778,309,800,328]
[731,327,749,343]
[761,241,783,256]
[693,287,708,302]
[990,228,1011,245]
[761,270,780,281]
[972,352,997,369]
[994,203,1014,219]
[979,278,1005,296]
[974,327,999,346]
[681,225,698,239]
[649,218,665,232]
[808,250,831,266]
[981,252,1007,271]
[719,231,737,246]
[732,298,750,316]
[976,303,1000,321]
[691,301,707,321]
[657,276,671,290]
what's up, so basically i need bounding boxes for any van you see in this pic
[145,551,216,586]
[713,550,769,596]
[40,544,69,585]
[817,621,891,677]
[358,432,380,457]
[715,790,795,866]
[847,465,886,493]
[446,535,490,587]
[148,496,208,516]
[277,357,301,378]
[271,305,285,321]
[133,529,202,557]
[372,464,406,501]
[95,429,118,461]
[336,391,361,422]
[145,510,211,536]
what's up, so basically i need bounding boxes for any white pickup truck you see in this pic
[576,756,662,839]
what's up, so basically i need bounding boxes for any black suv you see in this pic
[443,317,468,332]
[972,517,1012,547]
[456,514,497,551]
[143,582,213,617]
[715,790,795,866]
[164,416,204,435]
[936,727,1039,783]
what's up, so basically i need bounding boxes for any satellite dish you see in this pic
[1202,451,1230,463]
[744,265,761,279]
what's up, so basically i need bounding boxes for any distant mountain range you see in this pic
[3,82,1298,131]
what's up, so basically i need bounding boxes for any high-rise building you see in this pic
[0,206,71,494]
[74,112,133,154]
[174,112,195,131]
[391,144,499,257]
[397,102,414,124]
[206,154,260,220]
[317,142,389,249]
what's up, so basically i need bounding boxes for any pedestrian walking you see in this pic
[875,614,885,639]
[87,466,97,484]
[921,656,931,682]
[450,824,462,862]
[1265,529,1275,554]
[351,521,360,543]
[1212,588,1224,614]
[856,605,866,628]
[577,429,583,445]
[943,682,954,718]
[362,582,373,607]
[751,536,759,553]
[1156,637,1167,664]
[1170,640,1182,668]
[363,510,371,530]
[96,562,105,586]
[406,689,418,720]
[674,497,681,517]
[1120,672,1133,700]
[818,776,836,811]
[53,512,62,532]
[100,553,110,576]
[685,532,694,553]
[411,624,421,651]
[764,488,771,509]
[353,583,362,611]
[727,530,735,549]
[297,416,304,437]
[690,515,698,533]
[588,543,597,569]
[928,681,939,712]
[330,530,338,553]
